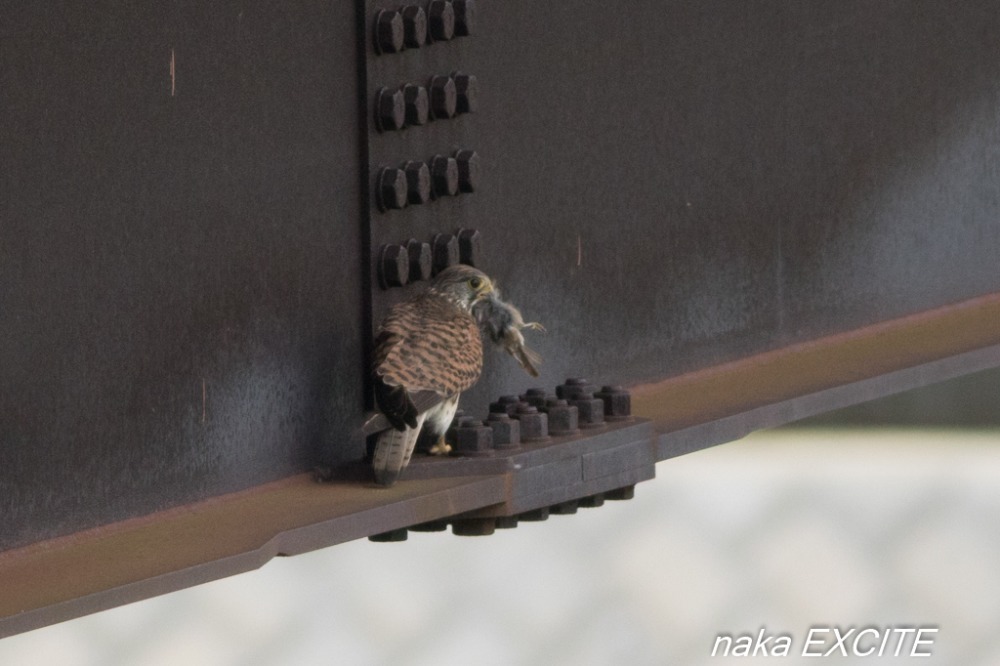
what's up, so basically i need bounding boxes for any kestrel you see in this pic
[366,265,494,486]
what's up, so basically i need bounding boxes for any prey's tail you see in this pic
[514,344,543,377]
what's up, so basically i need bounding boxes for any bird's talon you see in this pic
[428,439,452,455]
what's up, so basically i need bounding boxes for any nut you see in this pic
[454,421,493,457]
[405,239,432,282]
[489,395,521,416]
[452,72,478,114]
[571,393,606,428]
[378,244,409,289]
[454,150,480,193]
[520,388,548,409]
[487,411,521,450]
[513,404,548,442]
[375,87,405,132]
[428,0,455,41]
[544,399,579,436]
[401,5,427,48]
[402,161,431,205]
[596,385,632,420]
[375,167,408,211]
[374,9,405,54]
[403,84,429,126]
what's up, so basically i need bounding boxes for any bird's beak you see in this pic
[474,280,494,301]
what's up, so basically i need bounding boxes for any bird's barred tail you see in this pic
[372,418,423,486]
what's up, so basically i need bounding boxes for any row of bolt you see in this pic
[446,381,632,457]
[376,149,479,211]
[370,485,637,540]
[375,72,477,132]
[374,0,475,54]
[379,228,481,288]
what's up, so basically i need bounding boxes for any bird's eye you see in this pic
[469,277,483,290]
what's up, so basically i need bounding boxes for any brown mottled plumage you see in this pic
[369,265,492,486]
[375,295,482,402]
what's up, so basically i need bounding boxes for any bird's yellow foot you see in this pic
[428,437,452,455]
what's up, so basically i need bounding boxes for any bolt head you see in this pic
[369,528,408,542]
[401,5,427,48]
[428,0,455,41]
[431,234,459,274]
[429,75,457,120]
[453,0,475,36]
[378,168,408,207]
[451,518,496,536]
[430,155,459,197]
[402,84,429,126]
[379,244,409,289]
[402,160,431,205]
[375,87,405,132]
[452,72,478,114]
[457,228,482,266]
[405,239,433,282]
[374,10,405,54]
[376,167,408,211]
[606,485,636,501]
[454,149,480,193]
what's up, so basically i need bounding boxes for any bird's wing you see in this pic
[361,390,443,436]
[372,296,482,422]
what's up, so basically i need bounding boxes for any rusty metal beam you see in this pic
[636,293,1000,458]
[3,292,999,638]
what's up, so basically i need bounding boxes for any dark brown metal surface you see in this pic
[2,1,366,551]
